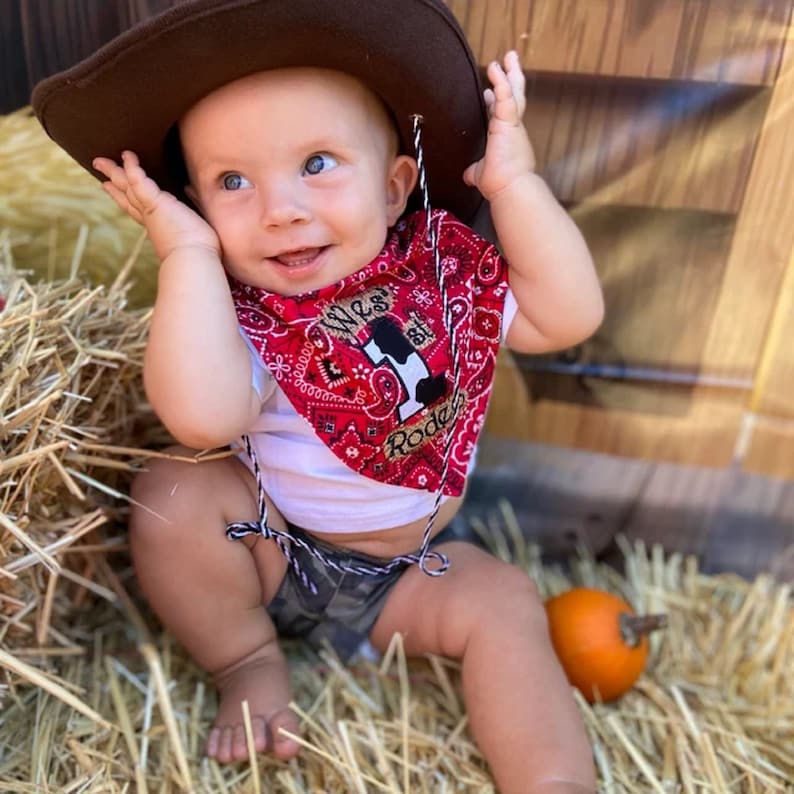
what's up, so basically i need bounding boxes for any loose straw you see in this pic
[139,642,194,792]
[241,700,262,794]
[0,647,110,729]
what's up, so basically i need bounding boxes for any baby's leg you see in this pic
[129,447,298,764]
[370,542,596,794]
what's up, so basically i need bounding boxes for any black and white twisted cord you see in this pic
[225,436,450,594]
[409,114,463,576]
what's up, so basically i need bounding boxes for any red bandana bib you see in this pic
[232,209,508,496]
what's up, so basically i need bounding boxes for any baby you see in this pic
[34,2,603,791]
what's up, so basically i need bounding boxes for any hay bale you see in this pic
[1,111,792,792]
[0,109,161,663]
[0,108,158,305]
[0,258,159,650]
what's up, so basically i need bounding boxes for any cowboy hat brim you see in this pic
[31,0,487,223]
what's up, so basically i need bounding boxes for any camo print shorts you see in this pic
[266,523,457,662]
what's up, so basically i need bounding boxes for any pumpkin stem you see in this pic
[619,613,668,647]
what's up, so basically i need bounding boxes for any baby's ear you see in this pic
[386,155,418,226]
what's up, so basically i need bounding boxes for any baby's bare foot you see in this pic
[207,643,300,764]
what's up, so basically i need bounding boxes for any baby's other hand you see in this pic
[93,151,219,262]
[463,51,536,201]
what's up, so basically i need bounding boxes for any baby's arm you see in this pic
[464,52,604,354]
[94,152,261,447]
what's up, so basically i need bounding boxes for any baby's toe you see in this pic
[206,724,237,762]
[251,716,269,753]
[206,726,221,759]
[236,720,274,761]
[230,723,250,762]
[270,707,301,760]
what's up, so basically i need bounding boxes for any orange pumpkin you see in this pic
[545,587,667,703]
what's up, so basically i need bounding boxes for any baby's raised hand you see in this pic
[463,51,536,201]
[93,151,219,262]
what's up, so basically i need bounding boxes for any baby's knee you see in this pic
[488,560,541,601]
[476,562,547,634]
[128,449,206,540]
[131,453,177,509]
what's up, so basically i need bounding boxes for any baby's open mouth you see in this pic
[273,247,325,267]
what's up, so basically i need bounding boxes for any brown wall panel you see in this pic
[486,352,745,466]
[701,30,794,384]
[528,77,767,212]
[20,0,128,86]
[0,2,29,112]
[744,419,794,479]
[446,0,792,85]
[553,206,736,373]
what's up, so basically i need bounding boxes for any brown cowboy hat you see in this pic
[31,0,487,223]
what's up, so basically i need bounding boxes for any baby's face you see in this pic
[180,68,416,296]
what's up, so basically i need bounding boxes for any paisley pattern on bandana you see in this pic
[232,209,509,496]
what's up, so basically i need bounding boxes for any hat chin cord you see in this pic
[409,114,464,577]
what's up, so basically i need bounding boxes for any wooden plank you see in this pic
[2,1,182,105]
[745,245,794,423]
[620,462,794,577]
[446,0,792,85]
[486,351,745,467]
[124,0,185,26]
[698,465,794,577]
[572,207,734,372]
[469,435,794,578]
[528,77,767,213]
[468,434,655,559]
[20,0,127,85]
[531,206,736,373]
[0,1,30,113]
[614,462,727,562]
[700,20,794,379]
[744,418,794,479]
[752,327,794,419]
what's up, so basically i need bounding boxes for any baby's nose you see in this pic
[258,181,310,228]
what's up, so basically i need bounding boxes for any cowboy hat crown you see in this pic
[32,0,487,223]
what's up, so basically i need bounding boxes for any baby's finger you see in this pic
[93,156,123,180]
[121,151,164,211]
[483,87,496,116]
[503,51,527,117]
[485,59,520,125]
[100,180,144,224]
[462,160,481,188]
[120,150,149,184]
[93,156,130,193]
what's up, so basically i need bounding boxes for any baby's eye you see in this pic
[302,153,338,176]
[222,173,252,190]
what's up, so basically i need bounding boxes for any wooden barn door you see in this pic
[446,1,794,478]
